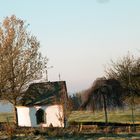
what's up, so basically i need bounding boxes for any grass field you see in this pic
[0,108,140,124]
[68,108,140,124]
[0,112,14,123]
[0,109,140,139]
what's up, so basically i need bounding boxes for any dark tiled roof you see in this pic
[20,81,68,106]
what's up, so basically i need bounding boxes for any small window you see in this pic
[35,108,46,124]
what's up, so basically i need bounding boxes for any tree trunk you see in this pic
[131,95,136,132]
[102,94,108,124]
[13,105,18,126]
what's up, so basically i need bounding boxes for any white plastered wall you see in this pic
[16,105,64,127]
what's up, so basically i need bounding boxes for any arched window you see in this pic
[35,108,46,124]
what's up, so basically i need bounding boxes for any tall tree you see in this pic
[81,77,123,124]
[0,15,46,124]
[105,53,140,131]
[105,54,140,92]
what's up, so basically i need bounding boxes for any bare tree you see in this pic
[81,77,123,124]
[0,15,46,124]
[105,53,140,131]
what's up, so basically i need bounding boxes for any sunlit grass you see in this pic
[0,108,140,124]
[68,108,140,124]
[0,112,14,123]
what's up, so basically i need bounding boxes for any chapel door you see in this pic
[35,108,46,124]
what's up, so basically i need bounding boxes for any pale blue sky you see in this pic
[0,0,140,93]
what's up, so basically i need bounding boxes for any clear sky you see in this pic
[0,0,140,93]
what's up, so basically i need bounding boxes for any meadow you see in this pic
[68,108,140,125]
[0,108,140,140]
[0,107,140,124]
[0,112,14,123]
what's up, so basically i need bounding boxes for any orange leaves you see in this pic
[3,17,10,28]
[0,28,3,36]
[0,15,46,108]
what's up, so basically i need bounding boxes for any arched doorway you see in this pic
[35,108,46,124]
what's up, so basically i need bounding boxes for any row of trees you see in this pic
[0,15,47,124]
